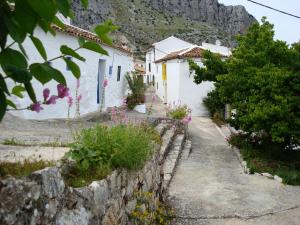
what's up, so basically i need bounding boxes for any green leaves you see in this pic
[27,0,56,22]
[82,42,108,55]
[30,63,66,85]
[0,48,28,72]
[64,57,81,79]
[60,45,85,61]
[0,89,7,121]
[12,85,26,98]
[30,36,47,60]
[56,0,71,17]
[24,82,36,103]
[94,20,118,45]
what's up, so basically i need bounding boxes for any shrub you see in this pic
[129,191,175,225]
[65,123,160,186]
[203,89,225,117]
[166,103,191,120]
[126,71,146,109]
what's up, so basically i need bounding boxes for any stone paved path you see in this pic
[168,117,300,225]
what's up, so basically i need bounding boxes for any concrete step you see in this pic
[154,122,170,136]
[162,133,186,189]
[180,139,192,161]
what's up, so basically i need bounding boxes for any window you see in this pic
[117,66,121,81]
[66,56,72,71]
[149,63,151,72]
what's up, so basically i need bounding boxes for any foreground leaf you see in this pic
[60,45,85,61]
[0,89,7,121]
[12,85,26,98]
[30,36,47,60]
[64,58,81,79]
[82,42,108,55]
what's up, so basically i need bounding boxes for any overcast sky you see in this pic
[218,0,300,44]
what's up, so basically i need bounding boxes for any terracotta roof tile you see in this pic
[51,24,132,55]
[154,48,190,63]
[155,46,227,63]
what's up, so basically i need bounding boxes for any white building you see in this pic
[146,37,230,116]
[8,22,133,120]
[145,36,194,86]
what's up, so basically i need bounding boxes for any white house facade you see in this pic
[147,37,231,116]
[7,23,133,120]
[145,36,194,87]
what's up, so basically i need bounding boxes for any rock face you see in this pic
[143,0,256,36]
[71,0,256,57]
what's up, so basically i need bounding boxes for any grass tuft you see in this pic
[0,160,54,179]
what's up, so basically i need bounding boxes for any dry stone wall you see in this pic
[0,121,185,225]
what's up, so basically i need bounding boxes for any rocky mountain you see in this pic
[71,0,256,58]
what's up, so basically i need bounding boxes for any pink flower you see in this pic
[43,88,50,101]
[152,95,157,101]
[46,95,58,105]
[77,94,82,102]
[30,102,43,113]
[57,84,69,98]
[103,79,108,88]
[76,79,80,89]
[67,96,73,107]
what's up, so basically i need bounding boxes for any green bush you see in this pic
[203,89,225,117]
[166,104,191,120]
[64,123,160,186]
[228,133,300,185]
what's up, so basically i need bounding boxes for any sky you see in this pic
[218,0,300,44]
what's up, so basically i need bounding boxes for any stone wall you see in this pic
[0,121,185,225]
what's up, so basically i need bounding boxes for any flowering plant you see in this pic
[29,84,69,113]
[166,102,192,124]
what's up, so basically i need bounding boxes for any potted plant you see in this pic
[125,72,146,113]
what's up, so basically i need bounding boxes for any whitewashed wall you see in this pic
[155,59,214,116]
[146,36,194,88]
[7,27,133,120]
[178,59,214,116]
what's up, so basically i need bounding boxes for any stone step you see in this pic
[159,128,176,161]
[162,133,186,189]
[154,122,170,136]
[180,139,192,161]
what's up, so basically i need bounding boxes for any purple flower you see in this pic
[46,95,58,105]
[152,95,157,101]
[57,84,69,98]
[30,102,43,113]
[103,79,108,88]
[43,88,50,101]
[77,94,82,102]
[67,96,73,107]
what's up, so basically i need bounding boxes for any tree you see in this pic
[189,18,300,147]
[0,0,117,121]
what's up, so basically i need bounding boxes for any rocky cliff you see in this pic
[71,0,256,57]
[143,0,256,36]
